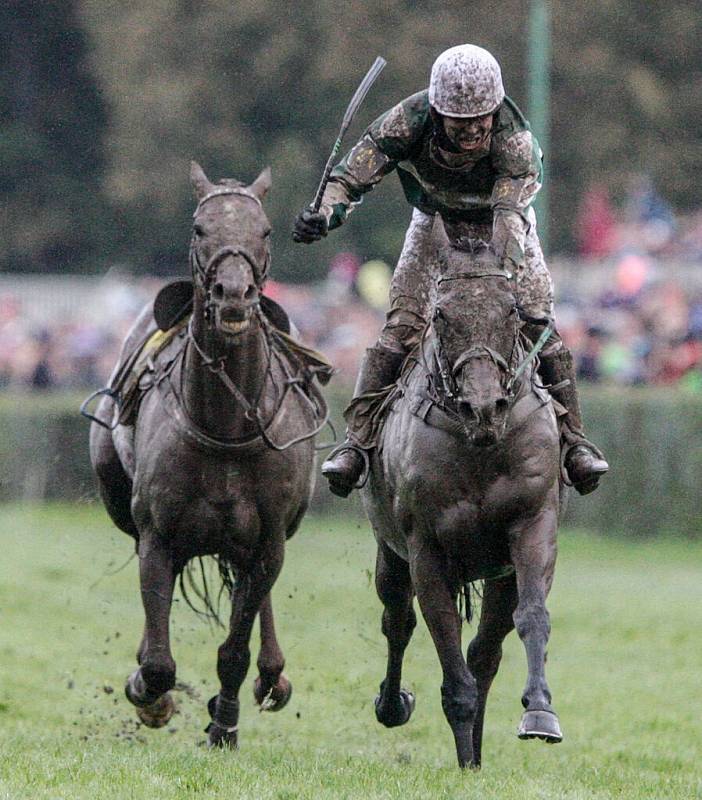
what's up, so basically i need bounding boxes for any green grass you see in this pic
[0,504,701,799]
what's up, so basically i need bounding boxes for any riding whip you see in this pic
[310,56,387,213]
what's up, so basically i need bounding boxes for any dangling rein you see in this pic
[507,320,553,391]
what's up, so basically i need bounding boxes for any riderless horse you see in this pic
[88,162,330,747]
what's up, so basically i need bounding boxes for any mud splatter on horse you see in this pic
[88,162,330,747]
[361,240,563,768]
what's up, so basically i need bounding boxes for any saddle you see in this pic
[106,280,333,428]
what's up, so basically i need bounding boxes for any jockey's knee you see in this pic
[378,308,425,354]
[378,327,416,354]
[522,322,562,356]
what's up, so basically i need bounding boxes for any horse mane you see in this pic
[218,178,246,189]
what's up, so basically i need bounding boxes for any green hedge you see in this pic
[1,387,700,537]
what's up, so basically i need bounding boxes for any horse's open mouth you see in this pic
[471,428,498,447]
[219,318,251,335]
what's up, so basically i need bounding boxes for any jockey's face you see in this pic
[441,112,494,152]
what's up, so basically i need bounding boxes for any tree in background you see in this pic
[2,1,701,279]
[0,0,109,273]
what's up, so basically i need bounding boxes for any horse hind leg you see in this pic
[465,573,518,768]
[207,540,284,749]
[374,542,416,728]
[89,415,138,538]
[124,533,177,728]
[253,593,292,712]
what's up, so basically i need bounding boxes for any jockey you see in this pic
[293,44,609,498]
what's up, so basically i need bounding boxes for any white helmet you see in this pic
[428,44,505,118]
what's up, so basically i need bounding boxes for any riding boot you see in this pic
[538,347,609,495]
[322,345,406,498]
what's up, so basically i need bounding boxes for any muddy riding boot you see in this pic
[322,345,406,498]
[538,348,609,495]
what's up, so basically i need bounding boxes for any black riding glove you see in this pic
[292,208,328,243]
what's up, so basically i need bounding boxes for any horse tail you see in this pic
[178,556,236,627]
[458,581,483,624]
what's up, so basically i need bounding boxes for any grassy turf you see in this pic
[0,504,701,799]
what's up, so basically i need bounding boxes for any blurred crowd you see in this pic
[2,177,702,393]
[564,176,702,390]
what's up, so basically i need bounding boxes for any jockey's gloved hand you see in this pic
[292,208,328,243]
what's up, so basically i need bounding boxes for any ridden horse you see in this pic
[89,162,328,747]
[360,241,563,768]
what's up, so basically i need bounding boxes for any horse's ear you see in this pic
[249,166,272,200]
[190,161,213,200]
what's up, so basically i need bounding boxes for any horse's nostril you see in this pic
[459,400,474,417]
[244,285,256,301]
[212,283,224,301]
[496,398,509,412]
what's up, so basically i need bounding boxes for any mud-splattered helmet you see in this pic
[428,44,505,118]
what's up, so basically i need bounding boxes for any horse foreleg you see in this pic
[410,539,477,769]
[253,593,292,712]
[208,540,284,748]
[509,508,562,743]
[124,533,177,728]
[465,573,518,767]
[374,541,417,728]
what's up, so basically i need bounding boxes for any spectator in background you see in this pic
[577,327,605,383]
[624,173,676,254]
[576,185,617,259]
[29,330,56,390]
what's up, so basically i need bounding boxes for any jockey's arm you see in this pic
[319,134,397,230]
[318,97,425,230]
[489,129,543,272]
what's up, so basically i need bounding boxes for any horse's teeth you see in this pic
[222,319,249,333]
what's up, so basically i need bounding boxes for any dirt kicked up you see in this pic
[0,503,701,800]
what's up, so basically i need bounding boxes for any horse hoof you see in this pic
[518,709,563,743]
[374,688,415,728]
[254,673,292,712]
[206,721,238,749]
[136,692,175,729]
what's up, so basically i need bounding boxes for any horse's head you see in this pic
[432,243,521,447]
[189,161,272,341]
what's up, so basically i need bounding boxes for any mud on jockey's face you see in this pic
[441,111,494,152]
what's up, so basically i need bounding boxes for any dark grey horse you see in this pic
[89,162,327,747]
[361,242,563,768]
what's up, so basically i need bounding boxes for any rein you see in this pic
[427,269,554,406]
[181,316,330,452]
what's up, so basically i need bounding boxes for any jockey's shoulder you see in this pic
[491,97,541,173]
[492,96,532,140]
[368,90,432,157]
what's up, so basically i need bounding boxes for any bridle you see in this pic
[179,186,329,451]
[428,270,553,405]
[189,187,271,321]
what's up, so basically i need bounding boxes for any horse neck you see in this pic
[182,301,270,440]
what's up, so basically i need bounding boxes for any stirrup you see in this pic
[322,442,371,490]
[561,437,608,494]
